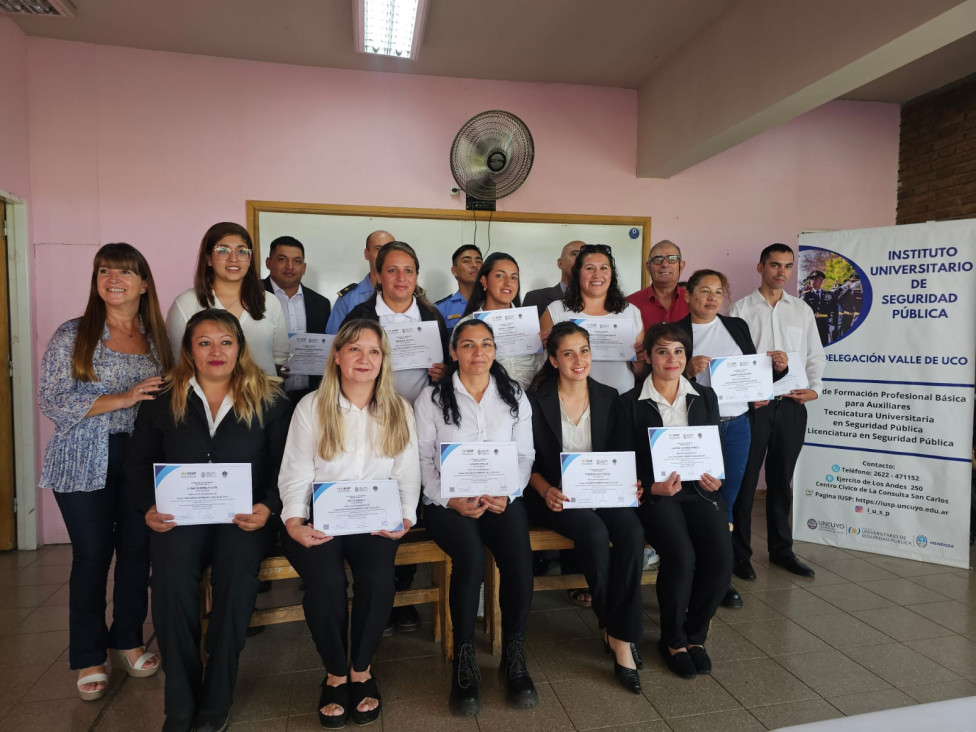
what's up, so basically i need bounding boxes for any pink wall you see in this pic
[0,17,31,200]
[26,39,899,544]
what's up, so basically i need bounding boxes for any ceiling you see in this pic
[9,0,974,101]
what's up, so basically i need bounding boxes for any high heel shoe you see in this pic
[605,635,642,694]
[630,642,644,670]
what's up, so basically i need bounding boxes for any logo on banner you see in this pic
[916,535,928,548]
[848,527,860,535]
[855,505,864,513]
[807,519,818,530]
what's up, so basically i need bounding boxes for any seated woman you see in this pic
[613,323,732,680]
[525,321,646,693]
[127,309,292,732]
[414,320,537,716]
[278,319,420,728]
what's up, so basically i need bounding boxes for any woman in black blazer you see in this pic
[525,322,645,693]
[613,322,731,680]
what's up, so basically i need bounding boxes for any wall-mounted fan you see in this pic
[450,110,534,211]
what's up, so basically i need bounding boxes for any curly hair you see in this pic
[561,245,628,313]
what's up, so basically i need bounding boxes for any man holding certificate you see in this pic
[525,322,646,694]
[415,320,538,716]
[613,323,732,681]
[127,310,292,732]
[278,319,420,728]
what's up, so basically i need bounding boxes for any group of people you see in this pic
[39,224,825,732]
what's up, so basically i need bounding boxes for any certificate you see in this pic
[648,427,725,481]
[311,480,404,536]
[440,442,521,499]
[559,451,639,509]
[287,333,335,376]
[569,317,637,361]
[772,351,809,396]
[153,463,252,525]
[472,307,542,358]
[708,354,773,403]
[383,321,443,371]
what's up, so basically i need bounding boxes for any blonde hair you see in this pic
[315,318,412,461]
[165,309,282,426]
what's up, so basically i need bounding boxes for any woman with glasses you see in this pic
[540,243,644,394]
[676,269,787,609]
[167,222,289,378]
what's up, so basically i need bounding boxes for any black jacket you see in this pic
[263,276,332,391]
[126,386,293,516]
[522,283,564,318]
[344,294,450,365]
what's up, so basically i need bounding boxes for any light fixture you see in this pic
[0,0,75,17]
[353,0,428,60]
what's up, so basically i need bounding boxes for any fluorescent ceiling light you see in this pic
[354,0,428,60]
[0,0,75,17]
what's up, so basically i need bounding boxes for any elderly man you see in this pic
[523,240,582,315]
[627,240,689,328]
[325,229,395,334]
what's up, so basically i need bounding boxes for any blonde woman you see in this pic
[127,309,292,732]
[279,319,420,728]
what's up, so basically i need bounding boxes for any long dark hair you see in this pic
[72,243,173,382]
[430,320,522,427]
[562,245,628,314]
[528,321,590,393]
[462,252,522,316]
[193,222,266,320]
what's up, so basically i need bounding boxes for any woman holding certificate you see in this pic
[525,322,646,693]
[38,243,172,701]
[166,222,289,378]
[278,319,420,728]
[613,323,731,680]
[128,309,292,732]
[415,319,537,716]
[460,252,542,390]
[539,244,644,394]
[676,269,787,610]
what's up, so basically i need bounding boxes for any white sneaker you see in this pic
[642,547,660,570]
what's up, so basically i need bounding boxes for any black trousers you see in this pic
[733,398,807,565]
[524,490,645,642]
[150,522,274,720]
[283,531,398,674]
[53,433,150,669]
[424,499,533,645]
[638,493,731,648]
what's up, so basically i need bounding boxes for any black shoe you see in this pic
[630,642,644,670]
[659,641,697,679]
[770,556,816,578]
[499,635,539,709]
[721,586,743,609]
[732,560,756,581]
[449,642,482,716]
[381,614,394,638]
[350,675,381,726]
[613,660,642,694]
[161,718,193,732]
[392,604,420,632]
[192,713,229,732]
[687,646,712,674]
[318,678,350,729]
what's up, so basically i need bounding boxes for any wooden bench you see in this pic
[483,527,658,655]
[200,528,454,662]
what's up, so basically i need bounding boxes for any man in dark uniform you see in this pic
[435,244,483,330]
[835,274,863,338]
[801,271,837,346]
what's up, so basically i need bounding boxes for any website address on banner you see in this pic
[811,492,949,515]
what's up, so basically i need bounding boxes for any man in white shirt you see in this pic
[728,243,825,579]
[263,236,332,401]
[326,230,395,334]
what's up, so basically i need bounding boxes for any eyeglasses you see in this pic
[579,244,612,255]
[648,254,681,265]
[212,246,253,259]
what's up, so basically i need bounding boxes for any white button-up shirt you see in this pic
[376,295,430,404]
[189,377,234,436]
[270,279,308,392]
[277,392,421,525]
[414,373,535,508]
[638,374,698,427]
[729,289,826,395]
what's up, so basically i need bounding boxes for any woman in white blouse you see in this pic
[414,319,537,717]
[167,222,289,378]
[539,244,644,394]
[278,318,420,728]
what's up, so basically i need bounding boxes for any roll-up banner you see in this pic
[794,221,975,569]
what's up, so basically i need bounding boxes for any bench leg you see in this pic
[433,556,454,663]
[483,548,502,656]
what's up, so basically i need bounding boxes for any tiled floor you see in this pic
[0,499,974,731]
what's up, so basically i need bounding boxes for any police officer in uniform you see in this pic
[801,270,837,346]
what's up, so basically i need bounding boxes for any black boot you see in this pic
[499,635,538,709]
[449,641,481,716]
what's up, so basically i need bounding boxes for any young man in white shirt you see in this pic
[728,243,826,579]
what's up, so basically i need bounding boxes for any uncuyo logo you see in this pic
[848,527,860,535]
[916,535,928,548]
[807,519,818,530]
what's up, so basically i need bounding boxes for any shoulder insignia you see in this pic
[336,282,357,298]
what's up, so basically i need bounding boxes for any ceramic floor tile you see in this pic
[6,583,63,609]
[526,607,597,643]
[793,561,848,586]
[902,678,976,703]
[93,687,165,731]
[640,670,741,719]
[228,673,295,723]
[909,573,974,603]
[0,696,104,732]
[16,604,70,634]
[665,709,765,732]
[372,696,478,731]
[226,718,287,731]
[904,635,976,679]
[851,605,959,642]
[13,564,71,587]
[748,698,844,729]
[904,599,976,639]
[713,594,784,625]
[732,619,831,657]
[806,582,895,612]
[551,677,660,730]
[0,662,50,710]
[791,612,893,648]
[475,681,574,732]
[747,587,838,618]
[814,557,898,583]
[826,687,916,715]
[859,577,949,605]
[857,552,957,578]
[530,637,624,683]
[842,642,961,687]
[792,541,854,564]
[712,658,819,709]
[370,655,456,703]
[772,648,891,697]
[0,630,69,668]
[700,623,765,664]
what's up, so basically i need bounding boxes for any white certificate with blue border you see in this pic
[472,307,542,358]
[569,318,637,361]
[384,321,443,371]
[311,480,403,536]
[287,333,335,376]
[439,442,520,499]
[648,427,725,482]
[153,463,252,525]
[771,351,809,396]
[559,451,639,509]
[708,354,774,403]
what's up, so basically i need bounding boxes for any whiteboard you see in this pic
[250,203,651,304]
